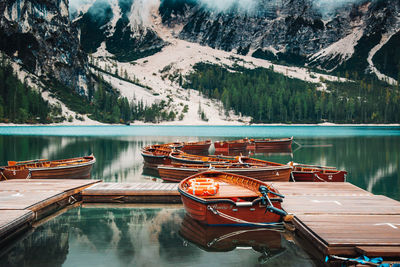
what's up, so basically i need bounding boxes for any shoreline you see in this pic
[0,122,399,127]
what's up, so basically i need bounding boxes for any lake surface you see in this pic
[0,126,399,266]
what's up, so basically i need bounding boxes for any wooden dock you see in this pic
[1,180,399,261]
[274,182,400,260]
[0,179,100,246]
[82,182,180,203]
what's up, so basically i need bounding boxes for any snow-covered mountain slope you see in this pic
[88,7,347,125]
[76,0,400,84]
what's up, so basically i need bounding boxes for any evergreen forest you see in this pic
[184,63,400,123]
[0,57,173,124]
[0,60,51,123]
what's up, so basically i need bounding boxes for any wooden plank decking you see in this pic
[0,179,100,246]
[273,182,400,259]
[82,182,180,203]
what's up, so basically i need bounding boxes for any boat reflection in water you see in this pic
[248,147,293,157]
[179,215,286,264]
[213,149,251,157]
[142,166,162,178]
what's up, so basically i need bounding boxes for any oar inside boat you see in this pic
[8,158,48,166]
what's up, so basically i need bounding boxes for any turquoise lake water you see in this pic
[1,125,400,137]
[0,125,399,266]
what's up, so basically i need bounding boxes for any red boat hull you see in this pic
[0,156,96,180]
[182,140,212,151]
[159,165,292,182]
[292,170,347,182]
[180,193,282,226]
[247,137,293,150]
[214,139,248,151]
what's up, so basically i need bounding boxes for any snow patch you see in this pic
[59,0,69,18]
[309,27,364,72]
[367,14,400,86]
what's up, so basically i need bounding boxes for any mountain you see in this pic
[72,0,166,62]
[74,0,400,82]
[162,0,400,81]
[0,0,399,124]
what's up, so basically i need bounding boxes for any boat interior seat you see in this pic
[235,201,253,207]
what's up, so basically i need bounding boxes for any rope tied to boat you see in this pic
[207,206,285,227]
[68,195,77,205]
[325,255,384,266]
[207,227,285,247]
[313,173,328,182]
[0,169,7,180]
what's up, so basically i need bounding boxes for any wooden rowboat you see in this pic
[247,137,293,150]
[179,215,285,256]
[214,138,249,152]
[182,140,212,151]
[141,145,173,169]
[158,162,292,182]
[290,162,347,182]
[169,151,236,165]
[178,171,290,226]
[0,155,96,180]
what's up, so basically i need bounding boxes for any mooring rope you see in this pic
[207,206,284,227]
[207,227,285,247]
[0,171,7,180]
[313,173,327,182]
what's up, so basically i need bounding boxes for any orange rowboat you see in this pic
[158,163,292,182]
[178,171,289,226]
[247,137,293,150]
[290,163,347,182]
[169,151,236,165]
[182,140,212,151]
[214,138,249,152]
[0,155,96,180]
[141,145,174,169]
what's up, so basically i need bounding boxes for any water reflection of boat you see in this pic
[179,215,286,262]
[0,155,96,180]
[142,166,161,177]
[213,149,251,157]
[178,171,289,226]
[247,137,293,150]
[249,146,292,156]
[214,139,249,152]
[182,140,212,152]
[290,162,347,182]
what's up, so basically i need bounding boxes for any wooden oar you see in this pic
[8,159,48,166]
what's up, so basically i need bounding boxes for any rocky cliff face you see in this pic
[160,0,400,76]
[72,0,166,62]
[74,0,399,80]
[0,0,90,95]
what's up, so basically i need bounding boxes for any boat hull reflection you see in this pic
[179,215,286,261]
